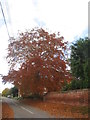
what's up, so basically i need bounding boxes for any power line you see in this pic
[4,0,14,37]
[0,1,10,38]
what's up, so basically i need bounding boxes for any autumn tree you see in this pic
[3,28,71,96]
[2,88,10,97]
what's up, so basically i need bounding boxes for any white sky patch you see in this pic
[0,26,8,75]
[0,0,89,92]
[0,25,13,93]
[0,78,14,93]
[41,0,88,41]
[7,0,37,35]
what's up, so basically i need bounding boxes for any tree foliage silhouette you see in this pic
[3,28,71,96]
[70,37,90,89]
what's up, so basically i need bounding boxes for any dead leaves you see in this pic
[21,99,88,118]
[2,102,14,118]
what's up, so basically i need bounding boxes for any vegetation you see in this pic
[9,86,18,97]
[2,88,10,97]
[2,86,18,97]
[2,102,14,118]
[2,27,89,96]
[21,99,88,118]
[62,37,90,91]
[2,28,71,97]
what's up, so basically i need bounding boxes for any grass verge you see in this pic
[21,99,89,118]
[2,102,14,119]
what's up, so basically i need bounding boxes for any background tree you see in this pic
[3,28,71,97]
[69,37,90,89]
[9,86,18,97]
[2,88,10,97]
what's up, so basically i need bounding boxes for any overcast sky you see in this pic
[0,0,89,93]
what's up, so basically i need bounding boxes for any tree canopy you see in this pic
[2,88,10,97]
[9,86,18,97]
[3,28,71,96]
[70,37,90,89]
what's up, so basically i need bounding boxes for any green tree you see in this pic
[2,88,10,97]
[70,37,90,89]
[9,86,18,97]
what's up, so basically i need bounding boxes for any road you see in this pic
[2,97,54,118]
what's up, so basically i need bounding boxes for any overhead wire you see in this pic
[4,0,14,37]
[0,1,10,39]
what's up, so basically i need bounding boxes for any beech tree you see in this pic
[3,28,71,96]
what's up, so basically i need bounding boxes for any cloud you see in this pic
[32,0,38,7]
[0,78,14,93]
[0,19,4,27]
[34,18,46,27]
[35,0,88,41]
[7,0,88,41]
[0,26,9,74]
[0,25,12,93]
[7,0,37,34]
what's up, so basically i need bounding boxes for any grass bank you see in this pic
[2,102,14,119]
[20,98,89,118]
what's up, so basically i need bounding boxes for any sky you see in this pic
[0,0,89,93]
